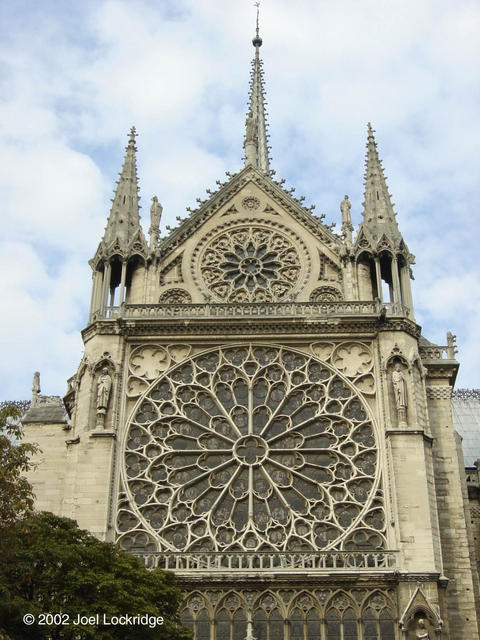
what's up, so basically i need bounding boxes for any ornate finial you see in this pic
[128,126,137,145]
[252,2,262,47]
[32,371,41,407]
[446,331,458,359]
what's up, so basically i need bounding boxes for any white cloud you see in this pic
[0,0,479,399]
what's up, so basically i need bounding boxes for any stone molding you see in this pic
[425,386,452,400]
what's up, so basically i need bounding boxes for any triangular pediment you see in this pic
[156,166,340,263]
[354,225,375,255]
[154,167,343,304]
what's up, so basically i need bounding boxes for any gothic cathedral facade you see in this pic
[23,26,480,640]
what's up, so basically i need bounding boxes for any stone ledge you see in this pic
[90,431,116,439]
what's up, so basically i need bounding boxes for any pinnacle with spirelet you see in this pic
[243,4,270,174]
[102,127,145,250]
[361,123,402,244]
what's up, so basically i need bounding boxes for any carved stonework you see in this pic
[95,366,112,429]
[159,288,192,304]
[117,344,385,553]
[426,386,452,400]
[310,285,342,302]
[392,363,408,426]
[179,587,397,639]
[196,223,308,302]
[241,196,260,211]
[32,371,41,406]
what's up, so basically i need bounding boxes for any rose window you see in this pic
[199,227,302,302]
[119,346,385,552]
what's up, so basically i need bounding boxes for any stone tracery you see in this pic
[118,345,385,553]
[197,224,306,302]
[179,588,396,640]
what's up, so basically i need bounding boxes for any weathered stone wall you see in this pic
[428,388,480,639]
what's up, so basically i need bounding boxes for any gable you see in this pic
[153,169,343,304]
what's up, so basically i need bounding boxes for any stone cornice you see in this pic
[175,573,401,590]
[82,311,420,344]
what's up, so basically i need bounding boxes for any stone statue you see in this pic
[96,367,112,410]
[340,194,351,224]
[446,331,457,359]
[32,371,41,406]
[245,111,256,143]
[415,618,431,639]
[340,194,353,249]
[392,363,407,408]
[149,196,162,248]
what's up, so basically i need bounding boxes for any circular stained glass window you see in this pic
[120,345,382,552]
[198,226,304,302]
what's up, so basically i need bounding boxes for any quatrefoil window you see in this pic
[234,435,268,465]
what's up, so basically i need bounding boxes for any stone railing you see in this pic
[133,550,398,573]
[419,345,451,360]
[91,300,413,321]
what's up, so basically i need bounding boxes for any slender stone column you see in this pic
[392,255,402,308]
[374,256,383,301]
[118,261,127,305]
[101,262,111,316]
[400,264,413,315]
[89,271,102,320]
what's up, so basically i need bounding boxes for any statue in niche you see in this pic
[149,196,162,248]
[392,363,407,426]
[415,618,431,639]
[32,371,41,407]
[96,367,112,429]
[97,368,112,409]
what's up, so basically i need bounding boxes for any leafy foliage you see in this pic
[0,404,38,528]
[0,405,190,639]
[0,512,191,639]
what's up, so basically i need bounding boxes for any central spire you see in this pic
[244,3,270,174]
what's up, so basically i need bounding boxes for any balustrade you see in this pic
[133,550,397,572]
[89,299,412,320]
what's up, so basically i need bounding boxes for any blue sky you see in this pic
[0,0,479,400]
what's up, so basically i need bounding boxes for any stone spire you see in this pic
[244,4,270,174]
[361,123,402,243]
[102,127,144,250]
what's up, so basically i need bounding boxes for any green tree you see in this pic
[0,512,191,640]
[0,403,38,527]
[0,406,190,640]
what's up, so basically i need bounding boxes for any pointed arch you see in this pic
[180,592,214,640]
[361,591,396,640]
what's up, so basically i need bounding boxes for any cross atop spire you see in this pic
[361,122,402,243]
[244,3,270,174]
[102,126,144,250]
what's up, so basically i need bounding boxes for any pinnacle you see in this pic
[99,127,146,253]
[243,7,271,174]
[360,123,402,244]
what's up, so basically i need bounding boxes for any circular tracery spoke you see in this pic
[122,345,383,552]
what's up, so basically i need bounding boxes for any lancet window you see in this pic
[179,590,397,640]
